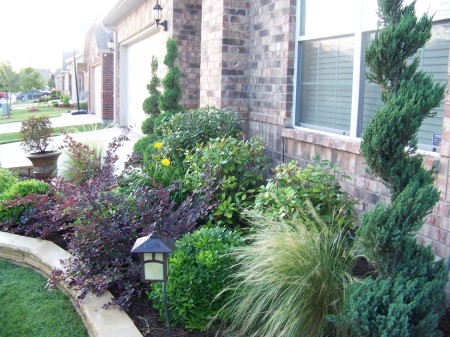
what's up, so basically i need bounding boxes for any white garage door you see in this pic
[125,34,159,132]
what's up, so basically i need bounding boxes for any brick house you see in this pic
[98,0,450,259]
[84,25,114,122]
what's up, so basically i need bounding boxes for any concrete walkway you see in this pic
[0,113,141,171]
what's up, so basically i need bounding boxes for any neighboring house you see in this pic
[83,24,114,121]
[98,0,450,259]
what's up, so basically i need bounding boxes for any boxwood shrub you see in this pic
[150,226,245,331]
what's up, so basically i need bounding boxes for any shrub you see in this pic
[216,209,356,337]
[142,56,161,117]
[183,137,271,227]
[0,168,18,195]
[337,1,448,336]
[141,115,156,135]
[58,133,104,185]
[20,115,54,154]
[255,158,356,231]
[150,226,245,331]
[62,95,70,107]
[78,101,88,110]
[132,134,160,158]
[0,179,49,224]
[159,38,183,113]
[154,106,242,161]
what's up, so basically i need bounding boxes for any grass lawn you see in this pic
[0,123,108,145]
[0,106,65,124]
[0,259,88,337]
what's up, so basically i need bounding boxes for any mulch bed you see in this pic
[42,234,450,337]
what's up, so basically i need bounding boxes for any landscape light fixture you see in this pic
[107,38,114,52]
[153,0,168,31]
[131,232,175,336]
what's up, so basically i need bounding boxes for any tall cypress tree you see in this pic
[143,56,161,116]
[159,38,183,113]
[340,1,447,335]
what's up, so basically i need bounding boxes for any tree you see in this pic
[338,1,448,336]
[0,61,19,117]
[48,74,55,89]
[18,67,44,93]
[159,38,183,113]
[141,56,161,134]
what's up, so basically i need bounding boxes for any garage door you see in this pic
[125,34,160,132]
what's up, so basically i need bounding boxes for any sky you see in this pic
[0,0,117,72]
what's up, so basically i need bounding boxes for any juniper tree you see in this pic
[159,38,183,113]
[339,1,448,336]
[141,56,161,134]
[143,56,161,116]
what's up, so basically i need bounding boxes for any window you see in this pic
[299,37,354,134]
[294,0,450,150]
[360,23,450,149]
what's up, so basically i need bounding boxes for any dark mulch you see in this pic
[127,291,219,337]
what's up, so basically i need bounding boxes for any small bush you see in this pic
[216,209,356,337]
[132,134,160,158]
[78,101,88,110]
[0,179,49,224]
[255,158,356,231]
[141,115,156,135]
[59,133,104,185]
[154,107,242,161]
[150,226,245,331]
[0,168,18,194]
[62,95,70,107]
[183,137,271,227]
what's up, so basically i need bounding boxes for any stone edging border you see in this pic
[0,231,142,337]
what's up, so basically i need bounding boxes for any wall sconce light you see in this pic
[107,38,114,52]
[153,0,168,31]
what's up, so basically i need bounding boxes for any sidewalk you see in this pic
[0,113,142,171]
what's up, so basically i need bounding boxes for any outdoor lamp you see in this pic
[107,38,114,52]
[131,232,175,336]
[131,232,175,282]
[153,0,168,31]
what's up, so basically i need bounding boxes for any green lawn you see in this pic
[0,107,65,124]
[0,259,88,337]
[0,123,108,145]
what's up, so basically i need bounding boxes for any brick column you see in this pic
[102,54,114,121]
[200,0,250,117]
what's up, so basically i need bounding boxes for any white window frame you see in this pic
[292,0,450,144]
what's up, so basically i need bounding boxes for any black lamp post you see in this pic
[131,232,175,336]
[70,49,88,115]
[153,0,168,31]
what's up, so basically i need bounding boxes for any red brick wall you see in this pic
[200,0,250,117]
[102,53,114,121]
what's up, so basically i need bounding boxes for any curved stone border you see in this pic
[0,232,142,337]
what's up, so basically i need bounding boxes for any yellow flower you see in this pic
[154,142,163,149]
[161,158,171,166]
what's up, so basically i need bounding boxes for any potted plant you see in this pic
[20,115,61,179]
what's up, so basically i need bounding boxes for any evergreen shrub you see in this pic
[183,137,271,227]
[150,226,244,331]
[159,38,183,113]
[154,107,242,161]
[336,1,448,335]
[255,158,356,230]
[0,168,18,194]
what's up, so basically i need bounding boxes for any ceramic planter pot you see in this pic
[26,151,61,179]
